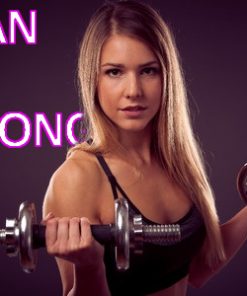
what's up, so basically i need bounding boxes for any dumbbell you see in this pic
[0,199,181,273]
[237,163,247,203]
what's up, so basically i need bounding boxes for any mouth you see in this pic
[121,106,147,111]
[119,105,147,118]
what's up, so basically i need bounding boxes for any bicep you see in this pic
[42,162,84,218]
[42,156,101,219]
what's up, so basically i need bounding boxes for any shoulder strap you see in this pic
[95,154,129,200]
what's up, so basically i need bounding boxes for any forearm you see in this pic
[220,205,247,260]
[67,262,111,296]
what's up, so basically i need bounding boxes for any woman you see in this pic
[43,1,247,295]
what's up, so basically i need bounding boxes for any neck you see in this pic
[116,126,153,166]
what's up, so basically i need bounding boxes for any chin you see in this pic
[119,123,150,133]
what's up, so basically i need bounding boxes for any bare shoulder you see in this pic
[43,150,103,222]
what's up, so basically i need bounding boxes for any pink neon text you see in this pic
[0,112,83,148]
[0,10,37,45]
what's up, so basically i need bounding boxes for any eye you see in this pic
[105,68,122,77]
[141,67,160,76]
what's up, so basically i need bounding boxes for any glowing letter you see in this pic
[35,113,62,147]
[66,112,83,145]
[9,10,37,44]
[0,112,31,148]
[0,21,8,44]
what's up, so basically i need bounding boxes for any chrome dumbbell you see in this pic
[237,163,247,203]
[0,199,181,273]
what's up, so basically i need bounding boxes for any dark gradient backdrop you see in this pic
[0,0,247,295]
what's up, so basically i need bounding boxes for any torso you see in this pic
[68,150,197,295]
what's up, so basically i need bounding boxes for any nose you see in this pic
[124,73,143,99]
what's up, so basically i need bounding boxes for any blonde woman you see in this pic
[43,1,247,295]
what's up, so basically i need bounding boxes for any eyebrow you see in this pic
[101,61,159,68]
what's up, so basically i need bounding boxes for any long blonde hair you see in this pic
[68,0,225,266]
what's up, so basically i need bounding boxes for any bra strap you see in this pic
[95,154,129,200]
[96,154,119,200]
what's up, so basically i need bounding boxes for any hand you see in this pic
[43,213,104,269]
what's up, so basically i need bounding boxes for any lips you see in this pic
[121,106,147,111]
[120,105,147,118]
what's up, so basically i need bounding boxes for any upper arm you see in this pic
[188,234,224,289]
[189,207,247,288]
[42,151,103,294]
[188,245,210,288]
[43,151,102,218]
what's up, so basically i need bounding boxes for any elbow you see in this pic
[189,273,210,289]
[189,278,205,289]
[64,287,76,296]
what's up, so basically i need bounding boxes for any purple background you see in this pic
[0,0,247,295]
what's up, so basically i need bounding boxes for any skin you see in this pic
[98,34,162,134]
[43,34,247,295]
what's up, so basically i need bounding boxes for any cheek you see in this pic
[145,79,162,104]
[97,78,121,109]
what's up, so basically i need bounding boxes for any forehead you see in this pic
[100,34,158,65]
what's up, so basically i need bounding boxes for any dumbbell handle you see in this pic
[0,220,181,249]
[32,224,115,249]
[32,222,180,249]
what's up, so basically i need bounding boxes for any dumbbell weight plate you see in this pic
[114,198,129,271]
[237,163,247,204]
[18,201,38,273]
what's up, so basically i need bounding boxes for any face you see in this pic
[97,34,162,134]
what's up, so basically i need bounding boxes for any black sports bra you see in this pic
[96,154,206,296]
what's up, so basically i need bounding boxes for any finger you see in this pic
[46,218,59,248]
[57,217,70,245]
[80,217,93,247]
[69,217,81,246]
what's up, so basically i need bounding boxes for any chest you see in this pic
[98,162,192,225]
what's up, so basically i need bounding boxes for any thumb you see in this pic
[41,212,55,224]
